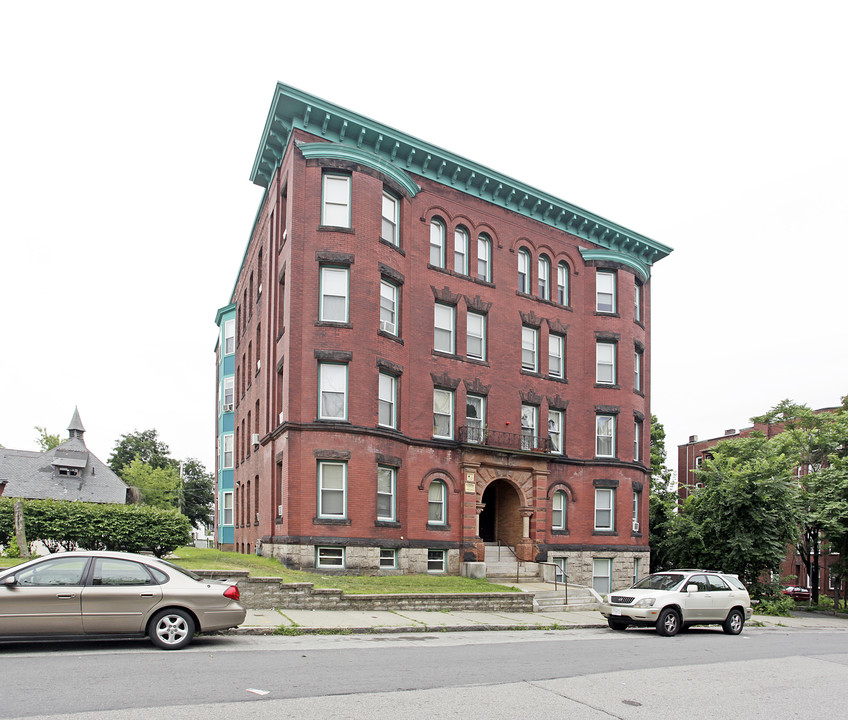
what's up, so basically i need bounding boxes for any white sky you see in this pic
[2,1,846,477]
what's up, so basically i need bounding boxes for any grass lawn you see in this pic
[0,548,520,594]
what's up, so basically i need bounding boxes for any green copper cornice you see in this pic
[579,248,651,282]
[215,302,236,327]
[252,83,672,271]
[296,141,420,197]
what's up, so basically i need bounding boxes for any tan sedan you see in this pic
[0,551,245,649]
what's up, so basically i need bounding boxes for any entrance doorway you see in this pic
[478,480,522,546]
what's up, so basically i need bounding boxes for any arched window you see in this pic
[430,219,445,268]
[477,234,491,282]
[552,490,566,530]
[517,248,530,293]
[428,480,447,525]
[454,226,468,275]
[557,262,569,305]
[538,255,550,300]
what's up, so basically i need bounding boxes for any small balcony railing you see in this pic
[457,426,552,453]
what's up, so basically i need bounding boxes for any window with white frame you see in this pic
[224,319,235,355]
[633,557,641,585]
[378,372,397,429]
[521,404,538,450]
[549,334,564,378]
[377,466,396,522]
[553,556,567,583]
[557,262,569,305]
[316,547,345,568]
[518,248,530,293]
[318,461,346,518]
[477,234,491,282]
[433,388,454,439]
[467,311,486,360]
[596,342,616,384]
[380,280,398,335]
[593,558,612,594]
[427,549,446,573]
[521,326,538,372]
[320,266,349,322]
[380,548,397,569]
[381,191,398,245]
[434,303,455,354]
[222,491,233,525]
[428,481,446,524]
[430,219,445,267]
[454,227,468,274]
[319,363,347,420]
[596,415,615,457]
[322,173,350,227]
[552,490,566,530]
[222,434,234,469]
[466,394,485,443]
[634,419,643,462]
[634,281,642,322]
[538,256,550,299]
[548,409,563,454]
[223,376,234,410]
[596,270,616,313]
[632,488,641,531]
[595,488,615,531]
[634,349,643,392]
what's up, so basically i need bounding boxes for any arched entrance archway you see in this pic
[479,479,522,547]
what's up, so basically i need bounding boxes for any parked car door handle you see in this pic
[56,594,76,599]
[140,593,155,598]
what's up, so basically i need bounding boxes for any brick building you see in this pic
[214,83,672,593]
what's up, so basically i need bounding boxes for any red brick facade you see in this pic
[219,87,668,585]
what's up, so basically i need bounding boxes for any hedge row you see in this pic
[0,498,192,557]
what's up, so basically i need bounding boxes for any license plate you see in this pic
[612,607,622,616]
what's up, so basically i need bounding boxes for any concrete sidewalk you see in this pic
[234,607,848,635]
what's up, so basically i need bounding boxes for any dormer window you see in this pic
[57,467,79,477]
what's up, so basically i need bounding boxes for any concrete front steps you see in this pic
[482,543,600,612]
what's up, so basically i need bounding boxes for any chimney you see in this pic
[688,435,698,443]
[725,428,737,436]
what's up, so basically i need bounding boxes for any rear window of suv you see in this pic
[723,575,746,591]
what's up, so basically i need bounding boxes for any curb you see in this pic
[217,621,609,636]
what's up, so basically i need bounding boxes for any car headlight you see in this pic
[633,598,655,608]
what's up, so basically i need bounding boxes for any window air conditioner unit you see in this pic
[255,512,260,522]
[256,359,261,371]
[278,411,285,424]
[379,320,395,334]
[277,505,283,516]
[251,433,260,447]
[632,521,640,532]
[282,229,287,241]
[223,403,234,412]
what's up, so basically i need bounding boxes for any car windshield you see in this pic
[632,573,685,591]
[154,558,203,582]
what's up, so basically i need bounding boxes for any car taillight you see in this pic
[223,585,240,601]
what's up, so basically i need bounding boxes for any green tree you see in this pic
[180,458,215,527]
[752,399,848,601]
[35,426,61,452]
[108,429,175,479]
[649,415,676,572]
[667,433,798,592]
[122,458,181,511]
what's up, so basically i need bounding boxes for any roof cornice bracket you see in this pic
[357,128,366,147]
[339,120,348,142]
[321,113,331,136]
[303,105,312,129]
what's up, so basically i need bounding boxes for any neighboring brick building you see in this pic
[214,83,672,592]
[677,407,843,597]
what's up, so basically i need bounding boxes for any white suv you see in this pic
[599,570,753,636]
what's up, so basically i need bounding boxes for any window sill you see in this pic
[594,311,621,318]
[592,530,619,536]
[315,321,353,329]
[318,225,355,234]
[378,329,404,345]
[312,517,351,526]
[550,529,570,536]
[432,349,460,361]
[594,383,620,390]
[520,369,542,378]
[427,523,451,532]
[427,264,495,288]
[375,520,401,528]
[547,375,568,384]
[515,290,573,311]
[379,237,405,255]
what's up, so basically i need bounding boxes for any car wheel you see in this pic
[149,609,195,650]
[608,618,628,631]
[722,608,744,635]
[656,608,681,636]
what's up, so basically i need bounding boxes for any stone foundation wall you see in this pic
[544,549,650,592]
[194,570,531,611]
[265,543,461,575]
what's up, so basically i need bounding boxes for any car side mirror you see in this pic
[2,575,16,586]
[686,584,699,593]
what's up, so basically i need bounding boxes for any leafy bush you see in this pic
[0,498,191,557]
[754,594,795,616]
